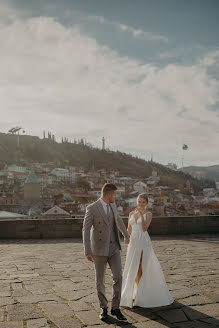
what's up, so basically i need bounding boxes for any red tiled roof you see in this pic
[71,194,92,198]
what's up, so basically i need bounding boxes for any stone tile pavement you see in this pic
[0,235,218,328]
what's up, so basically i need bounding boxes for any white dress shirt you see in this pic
[100,198,111,215]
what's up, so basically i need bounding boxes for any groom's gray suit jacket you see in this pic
[83,199,129,256]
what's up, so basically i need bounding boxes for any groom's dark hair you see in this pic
[101,183,117,196]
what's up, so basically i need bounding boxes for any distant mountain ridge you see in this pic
[0,132,214,192]
[179,165,219,181]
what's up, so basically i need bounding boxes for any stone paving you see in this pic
[0,235,218,328]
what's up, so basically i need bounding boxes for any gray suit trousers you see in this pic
[93,251,122,309]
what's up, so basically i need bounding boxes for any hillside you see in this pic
[0,132,214,192]
[180,165,219,181]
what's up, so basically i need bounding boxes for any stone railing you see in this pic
[0,215,218,239]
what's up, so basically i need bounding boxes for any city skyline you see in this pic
[0,0,219,167]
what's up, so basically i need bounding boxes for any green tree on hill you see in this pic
[74,176,90,192]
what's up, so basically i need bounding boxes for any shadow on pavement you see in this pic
[120,301,219,327]
[103,315,137,327]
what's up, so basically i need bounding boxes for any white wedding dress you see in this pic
[120,213,173,308]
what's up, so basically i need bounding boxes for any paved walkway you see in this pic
[0,235,218,328]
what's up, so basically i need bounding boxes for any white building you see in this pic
[148,197,154,209]
[117,205,123,215]
[125,197,137,207]
[51,168,76,183]
[117,177,135,185]
[51,168,69,178]
[7,165,27,173]
[146,180,156,187]
[133,181,148,193]
[146,170,160,185]
[116,186,126,197]
[87,180,95,189]
[42,205,70,217]
[203,188,216,197]
[89,190,102,198]
[0,171,13,181]
[194,209,200,215]
[0,211,27,219]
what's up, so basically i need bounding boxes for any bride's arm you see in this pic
[141,212,152,232]
[127,212,133,235]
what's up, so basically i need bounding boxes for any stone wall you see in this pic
[0,215,218,238]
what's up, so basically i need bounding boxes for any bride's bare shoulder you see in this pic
[129,210,135,217]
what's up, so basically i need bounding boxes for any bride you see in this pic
[120,193,173,308]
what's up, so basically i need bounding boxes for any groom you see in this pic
[83,183,130,321]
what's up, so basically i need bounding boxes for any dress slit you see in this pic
[136,250,143,285]
[133,248,144,303]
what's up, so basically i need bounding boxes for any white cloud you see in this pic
[199,49,219,67]
[0,7,218,167]
[118,23,168,42]
[85,15,168,42]
[0,1,27,23]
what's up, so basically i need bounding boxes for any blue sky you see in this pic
[0,0,219,167]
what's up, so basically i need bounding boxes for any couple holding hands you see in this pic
[83,183,173,321]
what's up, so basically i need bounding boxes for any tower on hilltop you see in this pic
[102,137,105,150]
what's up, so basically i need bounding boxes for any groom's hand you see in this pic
[86,253,94,262]
[124,238,129,244]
